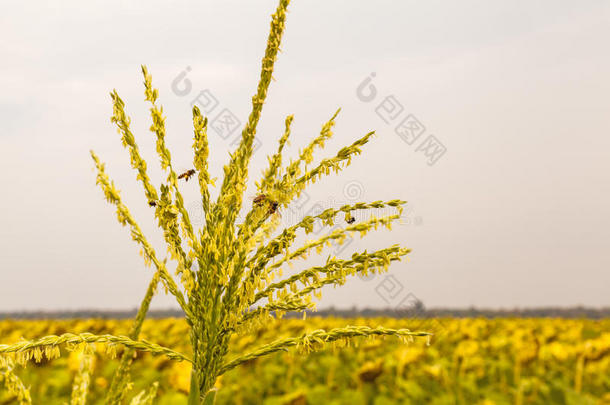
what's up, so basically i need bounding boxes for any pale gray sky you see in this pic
[1,1,609,311]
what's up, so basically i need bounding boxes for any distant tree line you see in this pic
[2,306,609,320]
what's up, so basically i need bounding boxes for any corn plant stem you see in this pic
[189,0,291,400]
[187,368,200,405]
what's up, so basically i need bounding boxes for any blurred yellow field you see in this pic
[3,0,610,402]
[2,317,610,404]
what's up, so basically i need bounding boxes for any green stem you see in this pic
[105,271,160,404]
[203,390,217,405]
[187,368,201,405]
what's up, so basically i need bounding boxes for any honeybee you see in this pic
[267,201,279,215]
[252,194,279,215]
[148,200,157,207]
[178,169,196,182]
[252,194,267,206]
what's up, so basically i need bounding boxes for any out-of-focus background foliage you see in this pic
[2,317,609,404]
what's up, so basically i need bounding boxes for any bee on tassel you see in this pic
[345,212,356,224]
[252,193,280,216]
[267,201,279,215]
[252,193,267,207]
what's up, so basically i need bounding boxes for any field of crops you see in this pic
[1,317,610,404]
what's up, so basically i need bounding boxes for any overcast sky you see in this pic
[1,1,609,311]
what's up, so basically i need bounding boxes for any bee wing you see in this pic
[178,166,192,175]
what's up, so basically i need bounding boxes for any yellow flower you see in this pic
[67,350,95,373]
[423,363,443,379]
[95,377,108,389]
[543,341,573,362]
[396,346,424,366]
[169,361,192,393]
[455,340,479,358]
